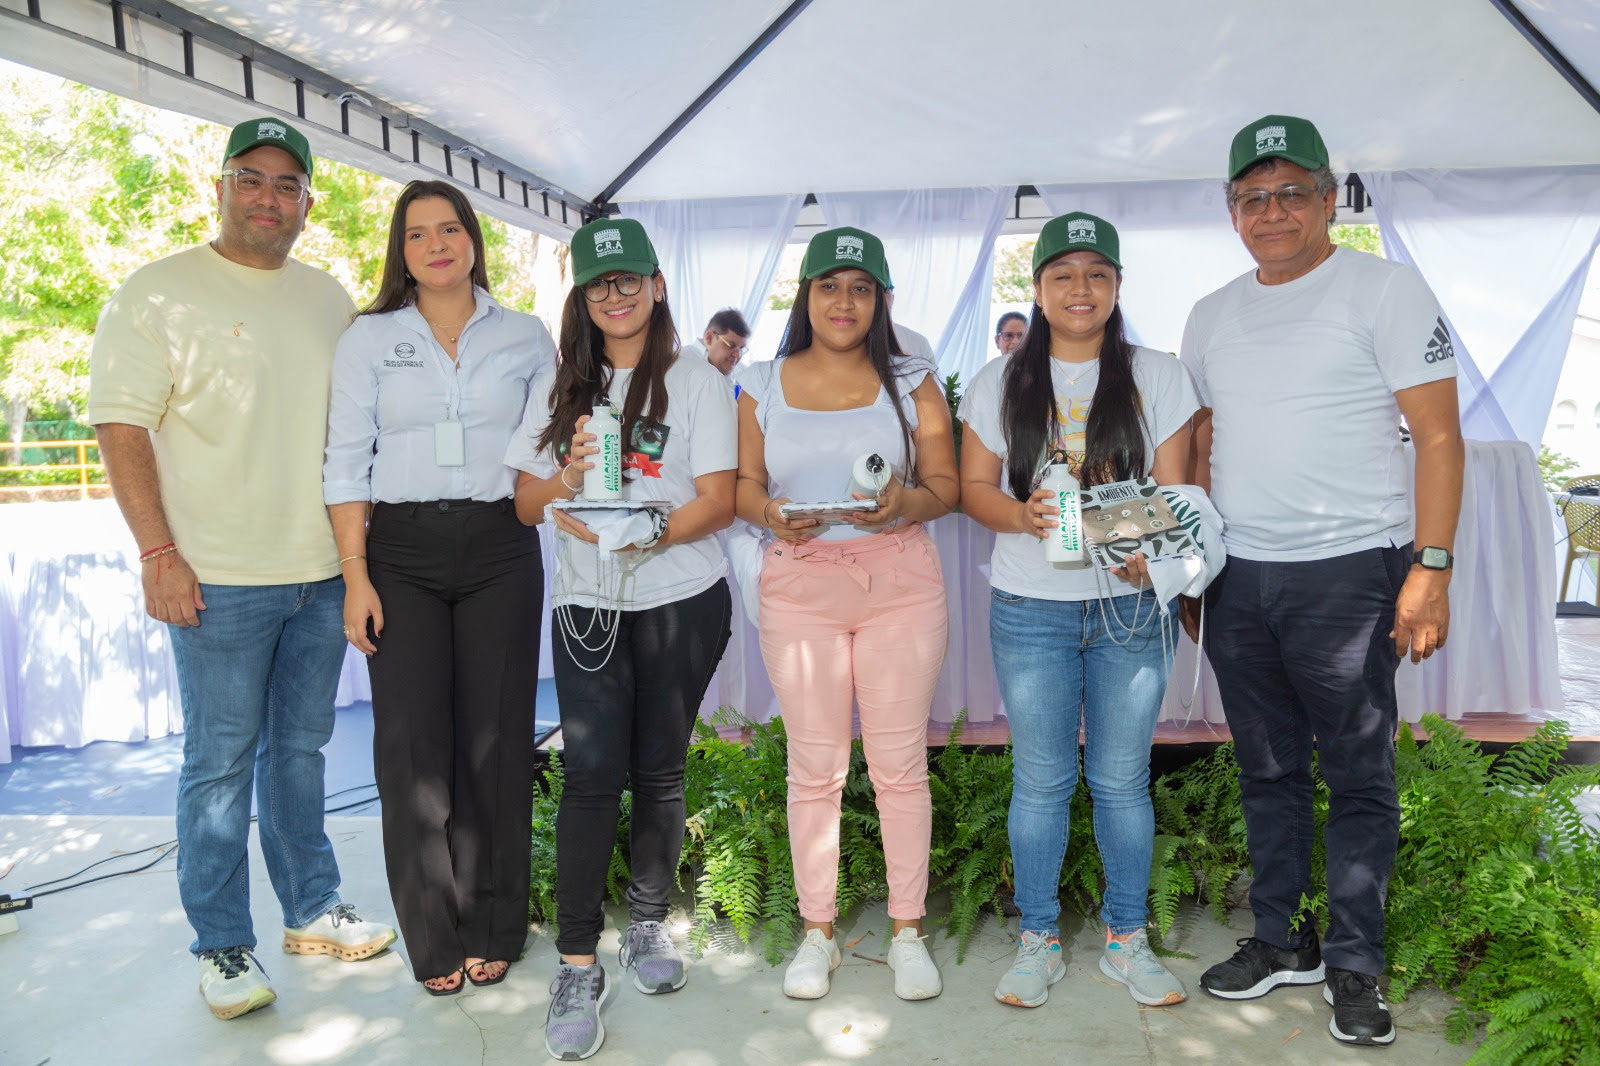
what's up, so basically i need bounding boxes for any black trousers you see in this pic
[365,499,542,980]
[1203,544,1411,976]
[553,579,732,955]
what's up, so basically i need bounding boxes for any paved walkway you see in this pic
[0,813,1475,1064]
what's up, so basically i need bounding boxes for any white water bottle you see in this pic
[1040,463,1088,566]
[583,403,623,500]
[847,452,893,499]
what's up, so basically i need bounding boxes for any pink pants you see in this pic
[759,524,948,922]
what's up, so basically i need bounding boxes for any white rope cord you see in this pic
[552,527,648,674]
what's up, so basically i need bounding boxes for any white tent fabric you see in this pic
[815,186,1013,382]
[1035,180,1256,355]
[618,194,805,341]
[1366,167,1600,445]
[10,1,1598,210]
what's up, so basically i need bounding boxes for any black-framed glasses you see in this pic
[583,273,645,303]
[712,333,748,356]
[1233,185,1317,216]
[220,168,310,204]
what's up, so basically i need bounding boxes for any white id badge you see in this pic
[434,420,465,466]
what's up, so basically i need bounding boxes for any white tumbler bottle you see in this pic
[1041,463,1088,566]
[848,452,893,499]
[583,403,623,500]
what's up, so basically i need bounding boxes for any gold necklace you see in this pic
[426,317,469,344]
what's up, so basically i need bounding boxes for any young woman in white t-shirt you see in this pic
[735,227,958,1003]
[504,218,736,1062]
[958,212,1198,1011]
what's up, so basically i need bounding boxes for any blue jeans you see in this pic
[169,577,347,953]
[990,587,1171,936]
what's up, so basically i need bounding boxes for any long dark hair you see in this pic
[536,273,679,470]
[999,262,1145,498]
[362,180,492,316]
[776,275,918,486]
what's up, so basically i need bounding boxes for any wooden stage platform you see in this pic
[931,616,1600,748]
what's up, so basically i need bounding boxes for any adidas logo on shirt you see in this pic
[1424,317,1455,364]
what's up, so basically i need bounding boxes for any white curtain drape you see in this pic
[618,194,806,341]
[1035,179,1255,355]
[1365,167,1600,445]
[815,186,1014,383]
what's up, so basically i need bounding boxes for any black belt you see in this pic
[374,498,512,514]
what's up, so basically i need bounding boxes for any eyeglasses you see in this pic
[1232,185,1318,216]
[713,333,748,356]
[220,168,310,204]
[996,330,1026,342]
[583,273,645,303]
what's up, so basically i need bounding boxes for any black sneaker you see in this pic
[1200,936,1326,1000]
[1324,968,1396,1046]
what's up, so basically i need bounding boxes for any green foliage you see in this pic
[528,753,563,924]
[943,372,964,462]
[926,714,1013,959]
[992,236,1037,303]
[1540,445,1581,493]
[1386,717,1600,1064]
[531,711,1600,1060]
[1330,224,1382,256]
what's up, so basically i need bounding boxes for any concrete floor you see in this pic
[0,814,1476,1065]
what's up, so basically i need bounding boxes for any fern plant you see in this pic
[926,714,1014,960]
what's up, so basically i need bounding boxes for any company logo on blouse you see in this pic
[1067,219,1097,245]
[384,341,424,368]
[257,121,288,142]
[593,228,625,258]
[836,234,865,262]
[1255,124,1288,156]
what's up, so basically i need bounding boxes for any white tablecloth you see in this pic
[0,441,1565,750]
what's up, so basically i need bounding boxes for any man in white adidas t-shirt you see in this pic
[1181,115,1463,1049]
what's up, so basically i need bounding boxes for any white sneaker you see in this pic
[887,928,942,1000]
[783,928,842,999]
[197,947,275,1020]
[282,902,397,962]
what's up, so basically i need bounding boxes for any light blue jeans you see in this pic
[990,587,1171,936]
[169,578,346,953]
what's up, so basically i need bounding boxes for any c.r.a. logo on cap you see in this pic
[257,121,288,141]
[593,228,624,258]
[1255,124,1288,155]
[1067,219,1097,244]
[836,235,864,262]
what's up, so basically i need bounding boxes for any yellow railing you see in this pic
[0,439,107,501]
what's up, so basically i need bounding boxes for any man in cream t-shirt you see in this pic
[89,117,394,1021]
[1183,115,1462,1048]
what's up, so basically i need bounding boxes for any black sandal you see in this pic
[466,960,510,987]
[422,967,465,996]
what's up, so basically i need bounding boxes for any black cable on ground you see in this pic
[15,783,381,899]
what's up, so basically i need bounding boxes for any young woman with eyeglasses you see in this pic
[958,212,1198,1011]
[505,218,736,1061]
[735,227,959,1004]
[323,180,554,997]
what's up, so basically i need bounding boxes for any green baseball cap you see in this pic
[222,117,314,180]
[1033,212,1121,273]
[800,226,892,290]
[571,217,660,286]
[1227,114,1330,180]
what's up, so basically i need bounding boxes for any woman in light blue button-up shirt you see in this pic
[322,180,554,997]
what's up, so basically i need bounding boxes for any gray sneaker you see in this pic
[619,920,686,994]
[994,930,1066,1008]
[545,963,611,1061]
[1099,928,1187,1006]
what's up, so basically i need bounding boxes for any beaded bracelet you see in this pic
[138,541,175,562]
